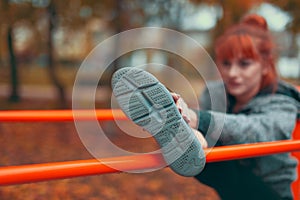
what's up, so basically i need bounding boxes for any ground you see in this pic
[0,98,220,200]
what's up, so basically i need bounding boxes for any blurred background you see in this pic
[0,0,300,199]
[0,0,300,109]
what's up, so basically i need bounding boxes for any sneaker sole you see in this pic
[111,67,205,176]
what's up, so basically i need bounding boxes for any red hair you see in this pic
[214,14,277,90]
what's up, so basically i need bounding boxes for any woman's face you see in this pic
[218,57,267,102]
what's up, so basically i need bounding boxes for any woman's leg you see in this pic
[194,160,282,200]
[195,161,242,200]
[238,165,282,200]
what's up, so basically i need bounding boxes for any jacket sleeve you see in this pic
[198,95,298,145]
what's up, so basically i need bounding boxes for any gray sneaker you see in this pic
[111,67,205,176]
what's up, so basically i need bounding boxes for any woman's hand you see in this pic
[171,93,198,129]
[171,93,207,148]
[193,128,208,148]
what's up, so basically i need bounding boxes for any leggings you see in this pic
[194,160,287,200]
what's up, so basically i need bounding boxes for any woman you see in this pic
[112,14,299,200]
[175,14,300,199]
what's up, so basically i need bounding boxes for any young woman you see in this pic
[112,14,300,200]
[174,14,300,200]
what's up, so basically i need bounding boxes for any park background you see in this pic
[0,0,300,199]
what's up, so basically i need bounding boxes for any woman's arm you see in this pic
[173,92,298,145]
[205,96,298,145]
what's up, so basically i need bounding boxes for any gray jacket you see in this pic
[197,80,300,199]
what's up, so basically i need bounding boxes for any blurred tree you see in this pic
[2,0,300,103]
[269,0,300,57]
[268,0,300,33]
[81,0,191,85]
[3,0,20,102]
[189,0,263,56]
[1,1,47,102]
[46,1,67,108]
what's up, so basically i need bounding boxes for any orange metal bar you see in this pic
[1,139,300,186]
[0,154,165,186]
[0,109,127,122]
[0,159,117,186]
[207,139,300,162]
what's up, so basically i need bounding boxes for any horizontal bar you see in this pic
[0,154,166,186]
[1,139,300,186]
[0,109,127,122]
[206,139,300,162]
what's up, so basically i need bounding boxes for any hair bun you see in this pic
[240,14,268,30]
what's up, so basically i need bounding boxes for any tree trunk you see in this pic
[7,26,20,102]
[47,2,67,108]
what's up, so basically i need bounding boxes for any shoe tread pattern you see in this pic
[112,67,205,176]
